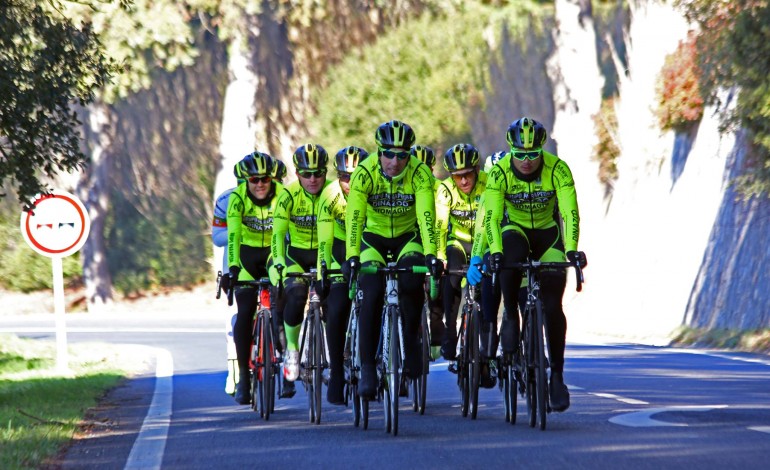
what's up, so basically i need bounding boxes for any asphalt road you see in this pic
[3,313,769,469]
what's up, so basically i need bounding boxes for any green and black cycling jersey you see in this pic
[435,171,487,260]
[346,155,437,258]
[483,150,579,254]
[226,181,281,270]
[271,179,330,266]
[317,180,347,272]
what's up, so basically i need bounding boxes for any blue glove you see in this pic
[467,256,485,286]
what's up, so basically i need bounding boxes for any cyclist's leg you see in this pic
[441,241,465,361]
[358,242,386,399]
[396,237,426,379]
[326,279,350,405]
[499,228,529,355]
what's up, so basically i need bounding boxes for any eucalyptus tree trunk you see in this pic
[77,102,114,310]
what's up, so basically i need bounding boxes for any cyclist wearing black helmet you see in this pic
[469,117,584,412]
[343,120,441,399]
[270,143,330,396]
[317,146,369,405]
[271,158,287,183]
[224,151,280,405]
[435,144,492,382]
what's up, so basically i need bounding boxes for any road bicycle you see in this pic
[283,263,340,425]
[354,262,435,436]
[216,272,282,420]
[410,298,430,415]
[446,268,481,420]
[494,255,585,430]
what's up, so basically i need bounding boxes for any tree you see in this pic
[0,0,118,209]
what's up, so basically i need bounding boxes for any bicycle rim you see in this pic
[419,306,429,415]
[459,309,470,417]
[389,306,400,436]
[535,300,547,431]
[524,310,537,428]
[263,314,274,420]
[470,308,480,420]
[253,320,263,416]
[314,308,323,425]
[306,317,316,424]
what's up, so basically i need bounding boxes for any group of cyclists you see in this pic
[212,116,585,415]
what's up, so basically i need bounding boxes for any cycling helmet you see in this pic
[410,145,435,168]
[444,143,480,173]
[293,143,328,170]
[335,146,369,173]
[506,117,547,150]
[271,158,287,181]
[484,151,506,172]
[236,151,273,178]
[375,120,416,149]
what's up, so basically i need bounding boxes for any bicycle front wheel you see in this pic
[459,306,470,418]
[534,298,548,431]
[252,319,263,417]
[469,306,480,420]
[418,304,429,415]
[388,305,401,436]
[313,307,323,425]
[262,313,274,421]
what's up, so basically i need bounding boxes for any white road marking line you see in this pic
[124,348,174,470]
[749,426,770,434]
[591,392,649,405]
[609,405,728,427]
[0,327,221,334]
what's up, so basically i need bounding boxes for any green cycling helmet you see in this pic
[335,146,369,173]
[506,117,547,150]
[410,145,435,168]
[444,143,480,173]
[271,158,287,181]
[236,151,273,178]
[375,120,416,149]
[293,144,329,170]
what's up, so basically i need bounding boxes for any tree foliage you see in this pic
[0,0,118,209]
[676,0,770,197]
[656,32,704,132]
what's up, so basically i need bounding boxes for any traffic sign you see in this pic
[20,190,90,258]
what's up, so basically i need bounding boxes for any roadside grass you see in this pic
[671,326,770,353]
[0,334,148,469]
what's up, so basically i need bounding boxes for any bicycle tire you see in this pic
[252,319,263,417]
[459,305,470,418]
[361,395,369,430]
[534,298,548,431]
[389,305,401,436]
[523,306,537,428]
[418,304,429,415]
[352,383,361,427]
[469,305,480,420]
[304,315,315,424]
[313,306,323,425]
[502,360,511,422]
[508,358,517,424]
[262,312,274,421]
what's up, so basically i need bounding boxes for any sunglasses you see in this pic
[512,150,542,161]
[298,169,327,179]
[379,148,410,160]
[337,172,351,182]
[248,175,271,184]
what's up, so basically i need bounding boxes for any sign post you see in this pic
[20,190,90,373]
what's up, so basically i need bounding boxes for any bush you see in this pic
[592,97,620,197]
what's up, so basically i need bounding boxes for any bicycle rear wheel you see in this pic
[534,299,548,431]
[313,308,323,425]
[469,306,480,420]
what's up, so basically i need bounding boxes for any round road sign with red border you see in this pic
[20,190,90,258]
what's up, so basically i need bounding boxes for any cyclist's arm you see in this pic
[435,180,452,261]
[345,166,372,259]
[270,188,292,266]
[553,159,580,252]
[212,189,231,248]
[316,186,335,272]
[414,164,438,257]
[484,164,507,255]
[470,194,488,258]
[226,189,245,269]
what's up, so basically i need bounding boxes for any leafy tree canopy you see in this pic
[0,0,120,209]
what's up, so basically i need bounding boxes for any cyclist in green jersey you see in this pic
[343,120,442,399]
[271,158,287,183]
[410,144,445,353]
[470,117,584,412]
[224,152,280,405]
[435,144,492,380]
[317,146,369,405]
[270,144,330,393]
